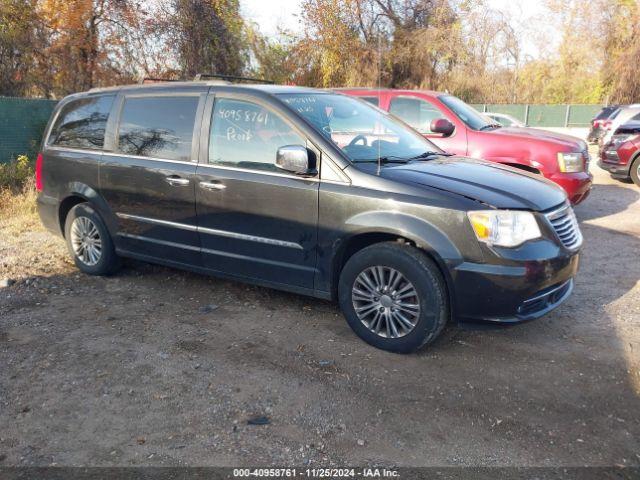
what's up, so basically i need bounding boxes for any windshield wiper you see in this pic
[479,123,502,131]
[354,151,453,164]
[408,151,454,160]
[352,157,410,164]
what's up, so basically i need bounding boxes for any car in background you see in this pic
[599,115,640,186]
[485,112,526,128]
[600,105,640,149]
[341,88,592,204]
[588,105,620,144]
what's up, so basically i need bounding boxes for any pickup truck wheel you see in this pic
[631,157,640,187]
[338,242,448,353]
[64,203,120,276]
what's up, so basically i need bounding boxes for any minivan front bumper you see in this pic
[451,249,580,324]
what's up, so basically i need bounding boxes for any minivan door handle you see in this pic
[165,175,190,187]
[199,181,226,191]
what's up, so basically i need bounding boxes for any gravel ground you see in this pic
[0,161,639,467]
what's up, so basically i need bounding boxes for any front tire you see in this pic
[64,203,120,275]
[338,242,449,353]
[631,157,640,187]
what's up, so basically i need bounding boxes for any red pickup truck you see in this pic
[341,89,593,204]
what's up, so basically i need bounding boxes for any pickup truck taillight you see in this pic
[35,152,43,191]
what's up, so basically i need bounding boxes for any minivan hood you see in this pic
[377,156,567,211]
[487,127,586,150]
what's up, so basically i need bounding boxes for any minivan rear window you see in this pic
[48,95,114,150]
[116,96,199,162]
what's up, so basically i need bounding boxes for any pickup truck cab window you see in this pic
[389,96,443,134]
[361,96,379,107]
[439,95,497,131]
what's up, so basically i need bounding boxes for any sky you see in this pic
[241,0,303,37]
[240,0,559,60]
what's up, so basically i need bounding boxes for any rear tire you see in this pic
[64,203,121,276]
[338,242,449,353]
[631,157,640,187]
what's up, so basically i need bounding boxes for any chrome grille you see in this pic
[546,204,583,250]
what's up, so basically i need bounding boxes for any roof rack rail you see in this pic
[193,73,274,84]
[139,77,181,84]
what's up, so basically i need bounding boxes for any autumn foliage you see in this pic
[0,0,639,103]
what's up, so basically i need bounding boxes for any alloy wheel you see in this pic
[70,216,103,266]
[351,266,421,338]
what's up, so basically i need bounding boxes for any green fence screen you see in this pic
[0,97,57,163]
[471,103,604,127]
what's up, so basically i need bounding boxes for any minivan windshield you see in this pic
[439,95,498,131]
[278,93,443,163]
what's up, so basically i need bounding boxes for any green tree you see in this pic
[170,0,247,78]
[246,24,296,84]
[601,0,640,103]
[0,0,43,96]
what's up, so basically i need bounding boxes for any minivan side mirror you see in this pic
[430,118,455,137]
[276,145,317,176]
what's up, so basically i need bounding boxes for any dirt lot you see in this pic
[0,162,639,467]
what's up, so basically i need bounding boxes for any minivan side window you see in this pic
[389,97,442,134]
[209,98,306,173]
[48,95,114,149]
[116,96,199,162]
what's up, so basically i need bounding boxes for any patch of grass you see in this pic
[0,179,41,236]
[0,155,34,190]
[0,155,41,235]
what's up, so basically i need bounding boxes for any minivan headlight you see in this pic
[468,210,541,248]
[557,152,584,173]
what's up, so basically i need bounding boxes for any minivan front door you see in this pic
[101,90,206,265]
[194,94,319,291]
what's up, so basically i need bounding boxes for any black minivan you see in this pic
[36,81,582,352]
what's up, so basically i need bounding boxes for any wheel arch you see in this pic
[630,149,640,183]
[329,212,462,314]
[58,182,115,237]
[58,195,87,237]
[630,149,640,168]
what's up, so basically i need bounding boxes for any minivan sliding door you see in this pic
[100,90,206,266]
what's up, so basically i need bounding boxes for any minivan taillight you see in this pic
[35,153,43,191]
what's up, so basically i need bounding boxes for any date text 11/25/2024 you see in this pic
[233,468,400,478]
